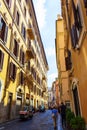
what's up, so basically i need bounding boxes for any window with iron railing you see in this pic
[0,15,8,43]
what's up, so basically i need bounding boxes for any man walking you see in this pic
[60,102,66,128]
[51,105,58,129]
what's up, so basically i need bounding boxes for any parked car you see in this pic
[19,106,33,120]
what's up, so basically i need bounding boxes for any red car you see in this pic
[19,106,33,119]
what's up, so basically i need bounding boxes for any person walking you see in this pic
[60,102,66,128]
[51,105,58,129]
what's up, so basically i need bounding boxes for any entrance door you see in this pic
[73,87,80,116]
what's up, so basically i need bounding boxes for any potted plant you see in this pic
[70,116,86,130]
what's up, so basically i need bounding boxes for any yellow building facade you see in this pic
[0,0,48,123]
[55,15,71,108]
[60,0,87,125]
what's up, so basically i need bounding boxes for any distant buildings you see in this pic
[0,0,48,123]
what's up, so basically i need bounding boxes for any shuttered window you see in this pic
[71,24,78,48]
[20,49,25,65]
[20,71,24,85]
[65,50,72,71]
[13,39,19,58]
[0,15,8,43]
[84,0,87,8]
[72,0,82,30]
[5,0,12,8]
[9,62,16,81]
[16,11,20,25]
[0,50,4,71]
[21,23,26,40]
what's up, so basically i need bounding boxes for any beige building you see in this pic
[55,15,71,108]
[0,0,48,123]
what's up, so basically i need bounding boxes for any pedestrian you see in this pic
[60,102,66,128]
[51,105,58,129]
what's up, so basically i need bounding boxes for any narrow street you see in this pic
[0,110,62,130]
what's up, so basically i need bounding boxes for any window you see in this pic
[20,48,25,65]
[71,1,86,49]
[20,71,24,85]
[9,62,17,81]
[21,23,26,40]
[0,80,2,102]
[84,0,87,8]
[5,0,12,8]
[71,24,78,48]
[0,15,8,43]
[13,39,19,58]
[0,50,4,71]
[16,11,20,25]
[65,50,72,71]
[24,7,26,16]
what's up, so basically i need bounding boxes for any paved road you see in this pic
[0,110,56,130]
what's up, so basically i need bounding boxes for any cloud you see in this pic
[33,0,46,30]
[45,47,55,57]
[48,72,58,79]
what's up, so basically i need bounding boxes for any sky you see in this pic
[33,0,61,88]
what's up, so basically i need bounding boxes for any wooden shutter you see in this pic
[10,62,16,81]
[13,40,19,57]
[84,0,87,8]
[20,71,24,85]
[71,25,78,48]
[0,50,4,70]
[76,6,82,30]
[22,51,25,65]
[20,48,22,63]
[4,25,8,43]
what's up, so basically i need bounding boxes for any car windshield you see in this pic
[21,106,28,111]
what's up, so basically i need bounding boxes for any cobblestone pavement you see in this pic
[0,110,64,130]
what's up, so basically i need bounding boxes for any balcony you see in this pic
[42,86,46,92]
[27,28,34,40]
[42,75,46,81]
[26,46,35,61]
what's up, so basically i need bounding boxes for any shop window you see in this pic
[13,39,19,58]
[0,50,4,71]
[9,62,17,81]
[5,0,12,8]
[0,15,8,43]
